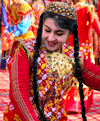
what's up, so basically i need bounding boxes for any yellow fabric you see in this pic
[9,2,34,25]
[15,31,35,40]
[18,2,32,14]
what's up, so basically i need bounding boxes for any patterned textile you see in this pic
[3,36,76,120]
[45,2,77,21]
[3,36,100,120]
[7,1,34,25]
[31,1,45,37]
[1,70,100,121]
[2,1,35,51]
[72,2,100,61]
[31,0,49,37]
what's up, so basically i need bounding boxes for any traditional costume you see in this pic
[3,2,100,121]
[68,2,100,62]
[31,0,50,37]
[1,0,10,69]
[1,0,35,69]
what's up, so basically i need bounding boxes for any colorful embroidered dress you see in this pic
[4,38,73,121]
[3,36,100,120]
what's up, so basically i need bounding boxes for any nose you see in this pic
[48,33,55,41]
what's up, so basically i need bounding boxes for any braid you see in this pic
[42,0,46,8]
[33,13,48,121]
[73,23,87,121]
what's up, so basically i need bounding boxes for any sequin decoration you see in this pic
[45,2,77,21]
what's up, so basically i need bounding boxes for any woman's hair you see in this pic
[73,24,86,121]
[33,2,87,121]
[43,14,75,34]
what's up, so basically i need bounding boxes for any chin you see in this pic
[47,48,55,52]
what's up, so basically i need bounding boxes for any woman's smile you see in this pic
[42,18,69,52]
[47,41,57,47]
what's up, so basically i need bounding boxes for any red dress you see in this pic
[68,3,100,61]
[3,38,100,120]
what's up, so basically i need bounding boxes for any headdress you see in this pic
[44,2,77,22]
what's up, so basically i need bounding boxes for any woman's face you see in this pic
[42,18,69,53]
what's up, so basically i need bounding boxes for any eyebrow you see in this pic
[44,25,66,32]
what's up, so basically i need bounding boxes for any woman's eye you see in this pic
[45,29,50,32]
[56,33,63,36]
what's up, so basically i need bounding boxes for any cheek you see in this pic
[42,29,46,38]
[59,36,67,44]
[42,30,48,39]
[41,31,44,39]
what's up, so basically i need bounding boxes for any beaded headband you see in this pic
[45,2,77,21]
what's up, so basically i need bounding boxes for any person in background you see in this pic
[0,17,2,36]
[68,0,100,63]
[3,1,100,121]
[0,0,8,69]
[31,0,49,37]
[1,0,35,70]
[94,0,100,66]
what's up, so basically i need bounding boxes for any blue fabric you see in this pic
[13,16,31,37]
[1,59,6,69]
[6,24,16,33]
[1,0,7,27]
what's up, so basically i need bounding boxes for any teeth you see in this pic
[48,42,56,44]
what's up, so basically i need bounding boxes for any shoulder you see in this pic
[10,38,36,61]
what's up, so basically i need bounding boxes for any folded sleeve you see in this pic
[10,46,39,121]
[82,59,100,91]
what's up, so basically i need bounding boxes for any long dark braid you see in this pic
[73,23,87,121]
[33,13,48,121]
[42,0,46,8]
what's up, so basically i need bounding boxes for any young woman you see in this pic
[3,1,100,121]
[31,0,50,37]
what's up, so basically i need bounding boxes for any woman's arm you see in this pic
[82,59,100,91]
[10,46,38,121]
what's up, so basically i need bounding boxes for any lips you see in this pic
[47,41,57,47]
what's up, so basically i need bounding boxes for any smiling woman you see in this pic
[42,18,69,52]
[3,1,100,121]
